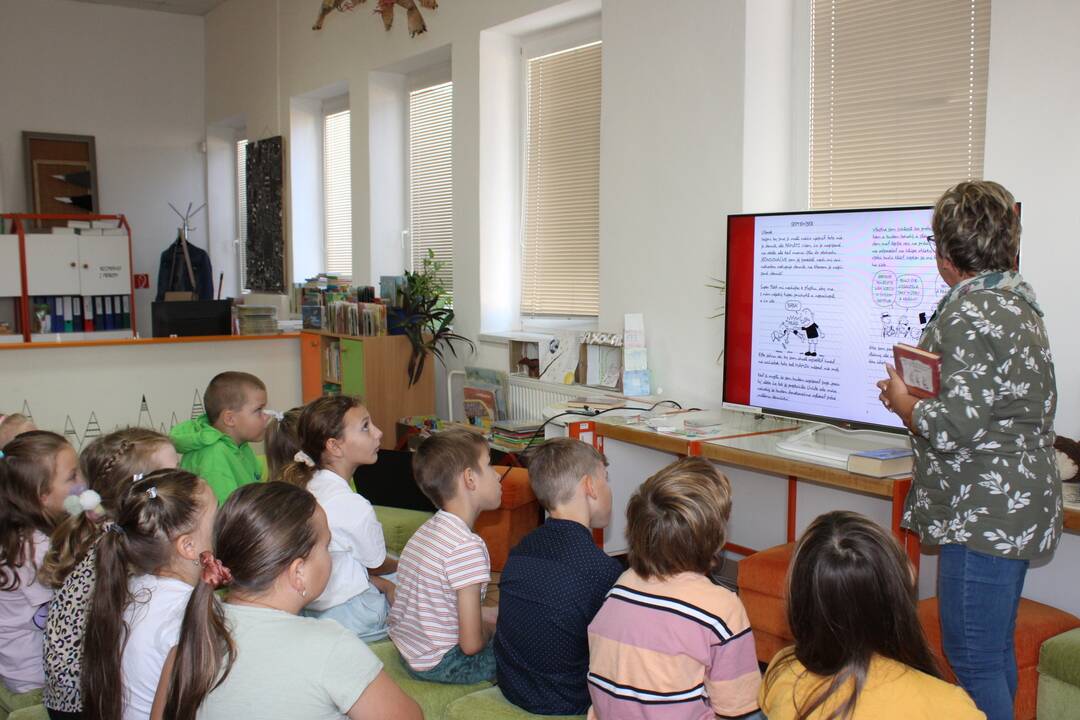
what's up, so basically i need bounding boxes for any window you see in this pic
[809,0,989,208]
[521,41,601,317]
[236,138,248,292]
[409,81,454,296]
[323,109,352,276]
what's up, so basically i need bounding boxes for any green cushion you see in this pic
[368,639,490,720]
[6,705,48,720]
[0,686,42,715]
[374,506,434,556]
[1039,627,1080,687]
[444,686,587,720]
[1038,673,1080,720]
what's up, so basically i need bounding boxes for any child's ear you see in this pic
[582,474,597,499]
[461,468,476,492]
[288,556,307,594]
[173,532,198,564]
[220,408,237,428]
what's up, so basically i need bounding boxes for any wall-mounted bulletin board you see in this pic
[245,135,285,293]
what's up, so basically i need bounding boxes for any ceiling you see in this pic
[67,0,227,16]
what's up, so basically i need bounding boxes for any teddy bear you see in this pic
[1055,436,1080,508]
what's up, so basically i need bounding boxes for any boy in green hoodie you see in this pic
[171,371,269,503]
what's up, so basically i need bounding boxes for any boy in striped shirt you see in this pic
[388,430,502,683]
[587,457,763,720]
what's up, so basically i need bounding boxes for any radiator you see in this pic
[507,375,621,421]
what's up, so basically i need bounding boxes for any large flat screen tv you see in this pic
[723,206,945,433]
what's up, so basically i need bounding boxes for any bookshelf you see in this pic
[300,331,435,450]
[0,213,136,343]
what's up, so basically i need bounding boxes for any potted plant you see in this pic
[396,251,475,386]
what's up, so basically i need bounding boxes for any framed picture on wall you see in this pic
[23,131,99,228]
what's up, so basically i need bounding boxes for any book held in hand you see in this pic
[847,447,914,477]
[893,343,941,399]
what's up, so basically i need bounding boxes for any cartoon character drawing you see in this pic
[792,308,822,356]
[771,313,801,349]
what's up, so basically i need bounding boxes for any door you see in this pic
[24,234,79,295]
[77,235,131,295]
[300,332,323,402]
[340,338,366,399]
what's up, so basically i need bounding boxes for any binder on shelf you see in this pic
[120,296,131,329]
[83,295,94,331]
[104,297,114,330]
[94,297,105,331]
[62,297,73,333]
[47,297,60,332]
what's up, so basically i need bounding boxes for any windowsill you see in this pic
[478,316,600,346]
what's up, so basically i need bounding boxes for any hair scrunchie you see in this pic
[293,450,316,468]
[264,409,285,422]
[199,551,233,588]
[63,488,106,522]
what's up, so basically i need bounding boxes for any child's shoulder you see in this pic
[624,571,749,624]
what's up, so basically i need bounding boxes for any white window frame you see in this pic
[323,96,352,278]
[235,135,249,293]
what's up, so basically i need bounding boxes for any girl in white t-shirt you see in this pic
[0,431,81,695]
[158,482,420,720]
[281,396,396,640]
[81,469,217,720]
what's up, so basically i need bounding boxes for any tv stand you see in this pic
[775,423,910,468]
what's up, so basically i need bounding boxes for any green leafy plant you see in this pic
[399,250,475,386]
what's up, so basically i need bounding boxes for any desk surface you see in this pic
[593,413,1080,531]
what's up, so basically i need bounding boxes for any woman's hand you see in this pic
[876,364,919,430]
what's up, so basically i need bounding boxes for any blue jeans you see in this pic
[938,544,1029,720]
[406,639,496,685]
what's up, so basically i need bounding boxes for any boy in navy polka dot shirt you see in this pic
[494,438,622,715]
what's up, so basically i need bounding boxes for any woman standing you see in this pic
[878,180,1062,720]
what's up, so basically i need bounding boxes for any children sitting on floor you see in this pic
[0,431,80,696]
[0,412,36,450]
[171,371,269,504]
[388,429,502,684]
[161,482,421,720]
[759,511,985,720]
[494,437,622,715]
[282,396,397,641]
[587,456,762,720]
[41,427,179,717]
[82,469,216,720]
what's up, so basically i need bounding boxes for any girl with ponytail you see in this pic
[281,395,396,640]
[42,427,179,719]
[81,469,216,720]
[0,431,79,695]
[159,482,420,720]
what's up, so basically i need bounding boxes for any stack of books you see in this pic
[236,305,278,335]
[491,420,543,451]
[325,300,387,337]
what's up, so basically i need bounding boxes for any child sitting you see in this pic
[0,412,36,450]
[495,438,622,714]
[171,371,268,503]
[759,511,984,720]
[264,406,303,482]
[82,469,216,720]
[282,396,395,641]
[587,457,762,720]
[41,427,179,719]
[0,431,80,695]
[388,429,502,684]
[160,482,421,720]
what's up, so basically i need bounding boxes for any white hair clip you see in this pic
[132,473,144,483]
[293,450,316,468]
[146,487,159,499]
[263,409,285,422]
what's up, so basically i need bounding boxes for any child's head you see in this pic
[772,511,937,710]
[527,438,611,528]
[282,396,382,487]
[264,406,303,482]
[412,429,501,511]
[164,482,329,720]
[625,457,731,580]
[41,427,178,588]
[0,413,37,449]
[204,371,268,443]
[83,468,217,720]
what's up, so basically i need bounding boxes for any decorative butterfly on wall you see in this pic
[313,0,439,37]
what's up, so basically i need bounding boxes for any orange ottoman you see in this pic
[918,597,1080,720]
[474,466,541,572]
[737,542,796,664]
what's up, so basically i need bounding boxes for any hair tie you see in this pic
[146,487,158,500]
[63,488,105,522]
[293,450,316,468]
[0,450,5,460]
[132,473,144,483]
[264,409,285,422]
[105,522,126,535]
[199,551,233,588]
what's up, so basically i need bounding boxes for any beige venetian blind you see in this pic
[809,0,989,208]
[409,81,454,295]
[236,138,249,291]
[323,109,352,276]
[522,41,601,316]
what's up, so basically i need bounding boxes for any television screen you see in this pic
[723,206,946,432]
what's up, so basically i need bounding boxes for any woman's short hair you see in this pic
[932,180,1020,274]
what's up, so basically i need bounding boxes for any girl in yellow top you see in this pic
[760,511,985,720]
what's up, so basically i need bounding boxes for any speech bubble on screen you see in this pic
[896,274,923,308]
[872,270,897,307]
[785,300,801,312]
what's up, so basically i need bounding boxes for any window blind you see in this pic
[323,109,352,276]
[522,41,601,317]
[236,139,248,291]
[809,0,989,208]
[409,81,454,295]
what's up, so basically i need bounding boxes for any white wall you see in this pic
[0,0,207,332]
